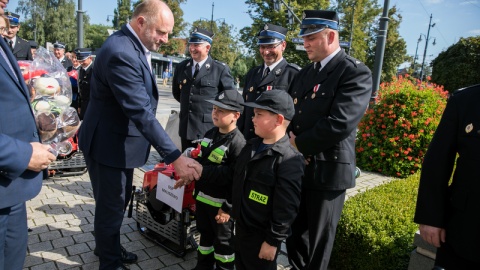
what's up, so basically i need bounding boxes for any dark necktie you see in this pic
[262,67,270,78]
[193,63,199,78]
[8,40,13,51]
[314,62,321,72]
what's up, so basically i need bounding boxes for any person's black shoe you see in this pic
[114,264,130,270]
[93,245,138,264]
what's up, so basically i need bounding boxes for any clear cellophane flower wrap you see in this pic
[24,47,81,156]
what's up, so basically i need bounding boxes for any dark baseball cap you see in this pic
[206,90,244,112]
[242,90,294,120]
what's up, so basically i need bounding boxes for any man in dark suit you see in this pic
[4,12,33,61]
[286,10,372,270]
[0,3,56,270]
[238,23,300,140]
[75,48,93,120]
[78,1,200,269]
[53,41,73,70]
[172,27,235,151]
[414,84,480,269]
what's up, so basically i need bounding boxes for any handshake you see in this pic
[171,155,203,189]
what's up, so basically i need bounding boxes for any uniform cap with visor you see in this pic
[53,41,66,49]
[74,48,92,61]
[188,28,214,44]
[299,10,339,37]
[206,90,244,112]
[257,23,287,45]
[5,12,20,26]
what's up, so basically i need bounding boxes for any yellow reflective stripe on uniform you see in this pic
[248,190,268,205]
[198,245,214,255]
[208,145,227,164]
[214,252,235,263]
[198,138,212,158]
[196,191,225,208]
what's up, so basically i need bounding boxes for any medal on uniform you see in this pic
[249,86,253,92]
[183,79,186,84]
[293,97,297,104]
[465,123,473,133]
[312,84,320,99]
[266,85,272,91]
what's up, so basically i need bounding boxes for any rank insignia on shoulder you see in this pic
[465,123,473,133]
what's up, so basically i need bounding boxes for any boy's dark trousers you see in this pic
[234,223,278,270]
[194,201,234,270]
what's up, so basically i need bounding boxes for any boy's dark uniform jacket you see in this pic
[12,36,33,61]
[239,58,300,140]
[172,56,234,141]
[414,84,480,262]
[229,135,305,247]
[288,49,371,190]
[194,127,245,202]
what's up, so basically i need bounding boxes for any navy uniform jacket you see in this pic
[78,64,93,119]
[172,56,234,141]
[288,49,372,190]
[239,58,300,140]
[11,36,33,61]
[230,135,305,247]
[414,84,480,262]
[0,37,43,209]
[78,25,181,168]
[60,57,73,70]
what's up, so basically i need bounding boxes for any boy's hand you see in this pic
[215,208,230,224]
[258,241,277,261]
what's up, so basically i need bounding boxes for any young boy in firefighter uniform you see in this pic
[190,90,246,270]
[219,90,305,270]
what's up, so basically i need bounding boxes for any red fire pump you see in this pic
[47,133,87,177]
[133,146,201,257]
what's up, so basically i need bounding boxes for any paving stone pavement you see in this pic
[23,85,394,270]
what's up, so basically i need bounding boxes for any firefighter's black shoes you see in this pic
[93,245,138,264]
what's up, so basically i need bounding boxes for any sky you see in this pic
[6,0,480,67]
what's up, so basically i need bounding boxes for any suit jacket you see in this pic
[172,56,234,140]
[11,36,33,61]
[0,37,43,209]
[414,84,480,262]
[78,25,181,168]
[238,58,300,140]
[288,49,372,190]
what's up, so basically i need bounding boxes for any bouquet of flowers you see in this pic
[20,47,81,156]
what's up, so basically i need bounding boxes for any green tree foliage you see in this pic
[84,24,110,49]
[431,36,480,93]
[365,5,408,82]
[15,0,80,51]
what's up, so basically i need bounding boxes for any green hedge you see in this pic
[330,173,420,270]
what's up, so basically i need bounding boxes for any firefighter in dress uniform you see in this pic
[238,23,300,140]
[76,48,93,120]
[172,27,235,151]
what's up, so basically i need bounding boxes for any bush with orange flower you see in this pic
[356,75,448,178]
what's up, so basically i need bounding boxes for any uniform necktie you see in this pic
[0,44,18,81]
[8,40,13,51]
[262,67,270,78]
[314,62,321,72]
[193,63,199,78]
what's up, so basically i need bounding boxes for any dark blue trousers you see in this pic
[0,202,28,270]
[85,155,133,270]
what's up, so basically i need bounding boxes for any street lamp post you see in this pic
[412,34,422,77]
[419,14,436,81]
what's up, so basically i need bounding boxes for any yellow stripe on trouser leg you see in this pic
[214,252,235,263]
[198,245,214,255]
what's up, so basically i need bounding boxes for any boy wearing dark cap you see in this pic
[223,90,305,270]
[238,23,300,140]
[188,90,246,270]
